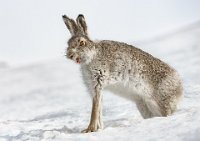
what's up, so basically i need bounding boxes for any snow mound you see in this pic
[0,62,8,69]
[1,23,200,141]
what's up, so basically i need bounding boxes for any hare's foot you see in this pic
[81,119,103,133]
[81,123,98,133]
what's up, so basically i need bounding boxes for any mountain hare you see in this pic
[62,14,183,133]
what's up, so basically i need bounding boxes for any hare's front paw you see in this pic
[81,123,98,133]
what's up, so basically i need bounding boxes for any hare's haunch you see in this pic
[62,14,183,133]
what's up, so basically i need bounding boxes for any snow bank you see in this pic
[0,62,8,69]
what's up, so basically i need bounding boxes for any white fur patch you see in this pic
[82,48,96,64]
[105,76,152,102]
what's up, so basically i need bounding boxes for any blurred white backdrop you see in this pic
[0,0,199,66]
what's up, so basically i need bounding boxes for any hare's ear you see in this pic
[76,14,88,36]
[62,15,78,36]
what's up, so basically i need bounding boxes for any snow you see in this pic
[0,23,200,141]
[0,62,8,69]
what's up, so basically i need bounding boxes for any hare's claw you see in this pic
[81,128,91,133]
[81,124,98,133]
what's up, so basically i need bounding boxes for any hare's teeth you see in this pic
[76,58,81,64]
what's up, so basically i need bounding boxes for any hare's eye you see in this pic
[79,40,85,46]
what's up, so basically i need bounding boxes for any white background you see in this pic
[0,0,200,65]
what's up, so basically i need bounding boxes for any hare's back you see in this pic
[97,40,175,83]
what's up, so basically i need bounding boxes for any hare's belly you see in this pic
[105,78,152,101]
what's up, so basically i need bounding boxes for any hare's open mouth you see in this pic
[76,57,81,64]
[68,54,81,64]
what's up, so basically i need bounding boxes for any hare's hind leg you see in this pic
[156,77,183,116]
[135,98,153,118]
[135,96,162,119]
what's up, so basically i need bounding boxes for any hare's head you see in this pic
[62,14,95,64]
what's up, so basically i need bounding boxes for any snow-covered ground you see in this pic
[0,23,200,141]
